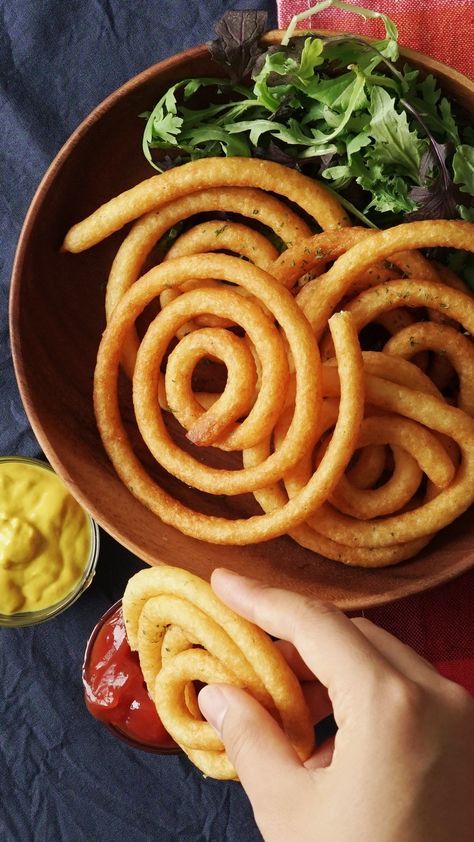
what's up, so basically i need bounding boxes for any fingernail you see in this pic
[212,567,240,579]
[198,685,229,736]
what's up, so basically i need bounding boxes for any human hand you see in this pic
[198,570,474,842]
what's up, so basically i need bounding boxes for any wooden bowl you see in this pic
[10,34,474,610]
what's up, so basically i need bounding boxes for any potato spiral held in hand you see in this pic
[122,565,314,780]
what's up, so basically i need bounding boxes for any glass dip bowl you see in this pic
[0,456,99,628]
[82,599,181,754]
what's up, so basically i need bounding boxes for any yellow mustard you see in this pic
[0,460,91,614]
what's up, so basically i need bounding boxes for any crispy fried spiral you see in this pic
[122,565,314,780]
[63,158,474,567]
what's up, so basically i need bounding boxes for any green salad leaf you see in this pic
[367,87,426,182]
[453,145,474,194]
[281,0,398,48]
[141,2,474,283]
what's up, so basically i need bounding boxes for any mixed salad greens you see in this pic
[142,1,474,281]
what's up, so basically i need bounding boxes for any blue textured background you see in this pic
[0,2,277,840]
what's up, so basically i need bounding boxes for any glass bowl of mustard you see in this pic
[0,456,99,627]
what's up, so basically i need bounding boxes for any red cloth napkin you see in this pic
[278,0,474,78]
[277,0,474,694]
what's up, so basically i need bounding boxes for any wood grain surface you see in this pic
[10,39,474,609]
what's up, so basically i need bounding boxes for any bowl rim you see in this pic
[0,455,100,627]
[10,29,474,325]
[8,35,474,611]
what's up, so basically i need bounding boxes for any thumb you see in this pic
[198,684,304,803]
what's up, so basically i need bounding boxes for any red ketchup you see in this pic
[82,602,178,751]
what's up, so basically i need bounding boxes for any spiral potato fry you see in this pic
[318,370,474,547]
[63,157,350,252]
[94,255,363,542]
[63,158,474,568]
[105,187,307,373]
[384,322,474,415]
[297,220,473,336]
[122,565,314,780]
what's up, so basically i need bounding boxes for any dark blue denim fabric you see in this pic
[0,3,277,840]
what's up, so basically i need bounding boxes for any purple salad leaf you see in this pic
[151,154,186,172]
[254,140,300,167]
[208,10,268,83]
[403,100,459,220]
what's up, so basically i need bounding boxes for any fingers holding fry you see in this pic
[122,565,315,780]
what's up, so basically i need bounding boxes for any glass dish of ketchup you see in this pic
[82,600,181,754]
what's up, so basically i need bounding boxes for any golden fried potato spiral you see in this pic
[63,157,474,569]
[122,565,314,780]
